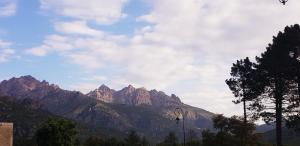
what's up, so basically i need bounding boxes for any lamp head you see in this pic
[279,0,288,5]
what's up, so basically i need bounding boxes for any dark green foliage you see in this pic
[84,137,125,146]
[287,116,300,131]
[157,132,180,146]
[186,129,201,146]
[186,140,202,146]
[104,138,125,146]
[83,131,149,146]
[84,137,104,146]
[202,115,263,146]
[141,136,150,146]
[35,118,78,146]
[201,130,215,146]
[124,131,141,146]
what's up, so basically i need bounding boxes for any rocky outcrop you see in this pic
[112,85,152,105]
[87,85,115,103]
[0,75,60,99]
[0,75,91,115]
[87,85,182,107]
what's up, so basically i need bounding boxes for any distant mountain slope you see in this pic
[256,123,276,133]
[0,75,215,141]
[0,96,126,145]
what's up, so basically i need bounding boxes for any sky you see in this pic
[1,0,300,117]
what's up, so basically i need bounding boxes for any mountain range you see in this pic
[0,75,215,142]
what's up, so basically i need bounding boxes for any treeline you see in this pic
[19,117,273,146]
[84,115,272,146]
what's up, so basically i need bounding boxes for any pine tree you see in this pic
[248,24,300,146]
[226,57,259,146]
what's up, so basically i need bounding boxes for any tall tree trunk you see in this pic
[276,99,283,146]
[243,99,247,146]
[297,75,300,97]
[243,99,247,124]
[275,79,283,146]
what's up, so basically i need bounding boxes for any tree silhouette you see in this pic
[252,24,300,146]
[226,57,256,122]
[226,57,258,146]
[203,115,261,146]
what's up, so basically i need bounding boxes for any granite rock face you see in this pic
[112,85,152,105]
[0,75,60,99]
[87,85,182,107]
[0,75,90,115]
[87,85,115,103]
[0,75,182,107]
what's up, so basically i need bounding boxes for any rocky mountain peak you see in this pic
[0,76,61,99]
[171,94,181,103]
[124,85,135,92]
[98,84,111,91]
[96,84,115,94]
[20,75,36,80]
[87,84,182,107]
[0,75,182,107]
[87,84,114,103]
[0,76,38,93]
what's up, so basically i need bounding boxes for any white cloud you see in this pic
[81,75,107,82]
[28,0,300,116]
[54,21,104,36]
[26,35,73,56]
[0,39,15,63]
[0,1,16,17]
[40,0,128,24]
[131,0,300,114]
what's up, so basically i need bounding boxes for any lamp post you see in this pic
[279,0,288,5]
[174,107,186,146]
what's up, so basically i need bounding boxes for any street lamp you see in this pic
[174,107,186,146]
[279,0,288,5]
